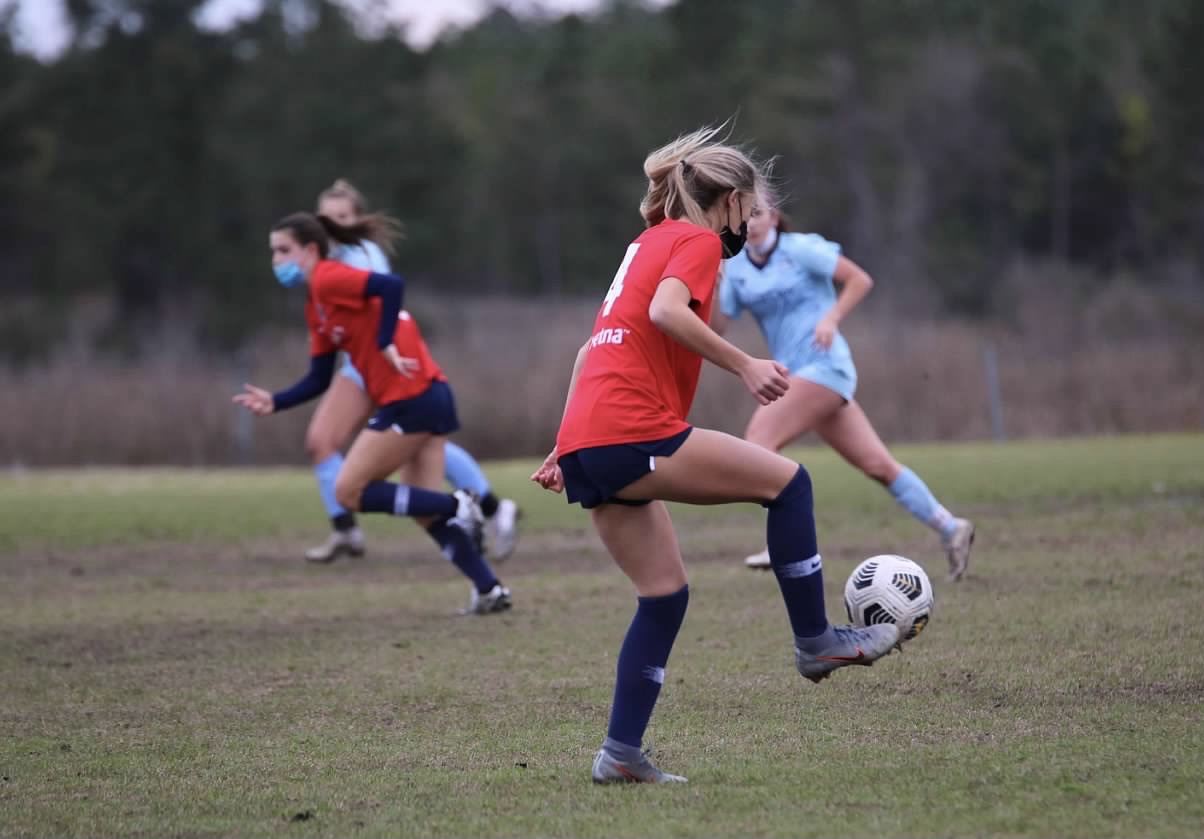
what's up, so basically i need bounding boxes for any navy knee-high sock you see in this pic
[426,520,499,593]
[766,467,829,639]
[605,585,689,752]
[359,481,457,518]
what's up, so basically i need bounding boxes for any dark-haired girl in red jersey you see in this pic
[234,212,511,615]
[532,127,899,784]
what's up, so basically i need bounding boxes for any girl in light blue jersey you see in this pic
[714,204,975,580]
[300,180,520,563]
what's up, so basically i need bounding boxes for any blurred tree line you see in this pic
[1,0,1202,360]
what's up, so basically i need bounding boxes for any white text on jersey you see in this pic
[589,327,631,349]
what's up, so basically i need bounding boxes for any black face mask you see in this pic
[718,193,748,257]
[719,221,748,258]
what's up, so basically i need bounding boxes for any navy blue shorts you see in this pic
[558,428,692,509]
[367,380,460,435]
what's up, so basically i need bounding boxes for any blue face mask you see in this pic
[273,261,305,288]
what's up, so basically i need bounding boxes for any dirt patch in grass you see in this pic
[5,491,1200,606]
[3,525,616,594]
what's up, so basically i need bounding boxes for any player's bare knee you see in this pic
[655,571,689,596]
[757,448,806,497]
[862,456,899,485]
[635,564,688,597]
[305,428,339,464]
[767,461,811,505]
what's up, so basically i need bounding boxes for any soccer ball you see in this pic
[843,555,933,642]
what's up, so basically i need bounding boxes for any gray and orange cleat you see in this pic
[794,623,900,684]
[591,746,687,785]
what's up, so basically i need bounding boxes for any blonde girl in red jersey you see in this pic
[532,127,899,783]
[234,213,511,615]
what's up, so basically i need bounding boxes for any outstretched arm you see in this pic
[233,352,337,415]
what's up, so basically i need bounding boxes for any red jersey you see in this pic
[556,220,722,455]
[306,260,445,406]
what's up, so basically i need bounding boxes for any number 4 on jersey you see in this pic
[602,243,641,316]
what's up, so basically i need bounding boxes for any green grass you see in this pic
[2,433,1203,838]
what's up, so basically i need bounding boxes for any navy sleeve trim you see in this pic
[363,272,404,349]
[271,352,337,412]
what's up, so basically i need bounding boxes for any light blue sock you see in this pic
[443,441,491,496]
[314,453,348,518]
[888,467,957,539]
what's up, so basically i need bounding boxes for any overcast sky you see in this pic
[1,0,664,58]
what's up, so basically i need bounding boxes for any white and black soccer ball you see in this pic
[844,554,933,642]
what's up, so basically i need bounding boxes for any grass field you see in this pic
[2,434,1203,838]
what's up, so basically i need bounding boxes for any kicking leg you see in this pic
[336,430,506,611]
[417,438,510,611]
[741,377,844,569]
[616,428,899,681]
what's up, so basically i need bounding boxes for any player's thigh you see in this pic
[815,401,900,484]
[744,377,846,452]
[307,375,374,456]
[591,500,686,597]
[615,427,800,505]
[336,428,433,505]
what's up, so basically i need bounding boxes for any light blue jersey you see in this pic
[331,239,391,273]
[720,232,857,401]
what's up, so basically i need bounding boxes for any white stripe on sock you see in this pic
[393,485,411,516]
[775,554,823,578]
[642,665,665,684]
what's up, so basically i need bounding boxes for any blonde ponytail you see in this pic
[639,125,771,227]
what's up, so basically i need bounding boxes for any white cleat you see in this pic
[304,527,365,563]
[462,583,512,615]
[943,518,976,582]
[743,547,771,570]
[489,498,521,562]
